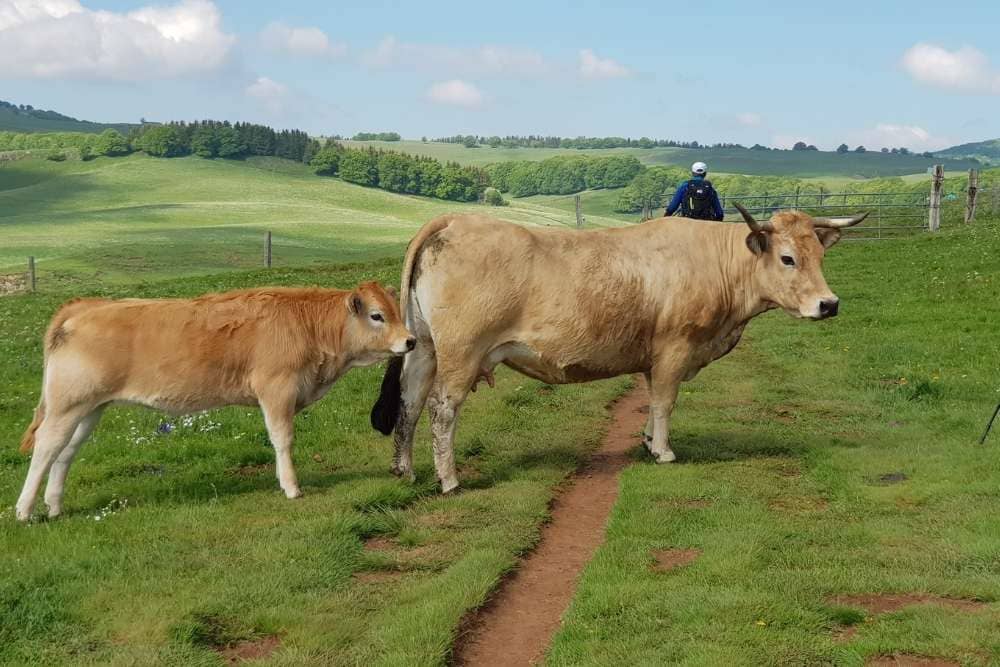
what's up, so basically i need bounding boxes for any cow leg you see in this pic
[647,357,687,464]
[43,407,104,518]
[642,371,654,450]
[259,391,301,499]
[16,407,89,521]
[392,343,437,482]
[425,360,477,493]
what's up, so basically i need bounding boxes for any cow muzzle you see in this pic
[391,336,417,355]
[803,297,840,320]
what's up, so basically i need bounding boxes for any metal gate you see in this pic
[721,192,932,240]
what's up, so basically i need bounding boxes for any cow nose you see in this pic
[405,337,416,351]
[819,299,839,318]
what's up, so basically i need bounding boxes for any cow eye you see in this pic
[370,313,384,322]
[781,255,796,267]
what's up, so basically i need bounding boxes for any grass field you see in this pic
[547,219,1000,665]
[0,154,626,288]
[343,140,981,179]
[0,261,631,665]
[2,152,999,664]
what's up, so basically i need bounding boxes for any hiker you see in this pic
[665,161,724,221]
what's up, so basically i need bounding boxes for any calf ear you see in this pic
[349,291,364,315]
[385,285,399,301]
[815,228,842,249]
[746,231,769,255]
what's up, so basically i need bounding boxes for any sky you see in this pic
[2,0,1000,151]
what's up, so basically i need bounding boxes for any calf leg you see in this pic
[16,407,90,521]
[392,343,436,482]
[259,391,301,499]
[44,407,104,518]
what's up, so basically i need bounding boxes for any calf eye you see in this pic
[370,313,384,322]
[781,255,796,267]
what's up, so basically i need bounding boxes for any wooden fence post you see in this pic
[265,231,272,268]
[965,168,979,224]
[28,256,36,292]
[574,194,583,229]
[929,164,944,232]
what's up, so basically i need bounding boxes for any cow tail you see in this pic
[19,398,45,454]
[370,216,452,435]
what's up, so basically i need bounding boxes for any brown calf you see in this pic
[16,282,413,521]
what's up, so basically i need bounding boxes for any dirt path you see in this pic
[452,384,649,666]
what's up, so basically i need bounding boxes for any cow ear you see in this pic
[349,291,364,315]
[745,231,769,255]
[815,228,842,249]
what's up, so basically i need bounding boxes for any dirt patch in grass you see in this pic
[831,593,986,615]
[875,472,909,485]
[364,536,448,568]
[216,635,281,664]
[651,548,702,573]
[227,463,273,478]
[452,385,648,667]
[832,625,858,643]
[866,654,959,667]
[353,570,405,584]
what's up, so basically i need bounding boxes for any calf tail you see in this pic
[19,400,45,454]
[370,356,403,435]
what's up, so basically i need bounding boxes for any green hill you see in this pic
[0,100,136,134]
[344,140,981,178]
[936,138,1000,165]
[0,154,625,286]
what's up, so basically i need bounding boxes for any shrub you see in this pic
[483,187,506,206]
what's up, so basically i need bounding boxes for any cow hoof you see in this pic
[440,478,460,495]
[655,451,677,464]
[284,488,303,499]
[391,466,416,483]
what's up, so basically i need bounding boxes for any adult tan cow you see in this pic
[371,205,866,492]
[16,282,414,521]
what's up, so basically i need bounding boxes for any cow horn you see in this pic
[733,202,774,232]
[813,212,870,228]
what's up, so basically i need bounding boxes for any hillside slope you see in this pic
[345,140,982,178]
[936,138,1000,165]
[0,154,625,285]
[0,100,135,134]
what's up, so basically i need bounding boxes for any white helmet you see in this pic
[691,161,708,176]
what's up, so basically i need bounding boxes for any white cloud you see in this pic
[736,112,762,127]
[578,49,630,79]
[245,76,289,114]
[426,79,484,109]
[901,43,1000,94]
[260,21,346,59]
[0,0,235,80]
[365,36,549,77]
[855,123,952,151]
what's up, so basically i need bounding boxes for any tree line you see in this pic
[351,132,401,142]
[485,155,643,196]
[434,134,743,150]
[310,144,489,202]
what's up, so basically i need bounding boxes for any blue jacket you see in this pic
[665,176,724,220]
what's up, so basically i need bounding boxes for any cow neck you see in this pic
[719,225,771,325]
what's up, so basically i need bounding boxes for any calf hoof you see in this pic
[284,488,303,500]
[46,506,62,520]
[440,477,460,495]
[655,450,677,464]
[15,506,32,522]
